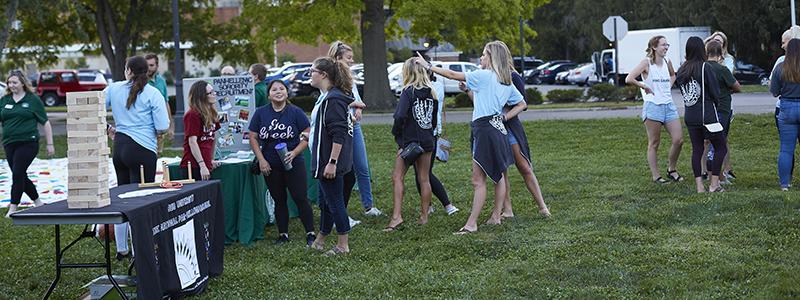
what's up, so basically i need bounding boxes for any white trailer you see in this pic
[593,27,711,85]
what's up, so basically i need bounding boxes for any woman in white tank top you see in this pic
[625,35,685,184]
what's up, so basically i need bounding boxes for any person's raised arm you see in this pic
[414,53,466,81]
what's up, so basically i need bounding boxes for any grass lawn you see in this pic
[740,84,769,93]
[2,114,799,298]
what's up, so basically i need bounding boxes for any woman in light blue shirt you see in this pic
[106,55,170,259]
[415,41,526,234]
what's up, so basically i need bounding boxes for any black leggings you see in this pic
[688,126,727,177]
[264,158,315,235]
[414,142,450,207]
[112,133,157,185]
[4,141,39,204]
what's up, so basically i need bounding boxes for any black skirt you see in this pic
[471,115,514,183]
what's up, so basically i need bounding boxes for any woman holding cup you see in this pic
[248,80,316,245]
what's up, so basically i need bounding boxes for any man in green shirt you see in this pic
[146,54,173,152]
[249,63,268,108]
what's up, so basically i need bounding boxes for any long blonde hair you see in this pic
[484,41,513,85]
[704,31,730,57]
[401,58,437,100]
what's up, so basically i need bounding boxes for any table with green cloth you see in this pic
[169,149,317,246]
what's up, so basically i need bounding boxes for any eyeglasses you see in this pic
[206,91,216,96]
[309,68,321,75]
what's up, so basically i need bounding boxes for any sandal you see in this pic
[710,186,725,193]
[382,222,404,232]
[667,170,684,182]
[653,177,669,184]
[453,227,476,235]
[323,246,349,257]
[309,241,325,252]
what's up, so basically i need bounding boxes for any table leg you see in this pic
[42,225,61,299]
[104,224,129,300]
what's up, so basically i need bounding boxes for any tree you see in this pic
[5,0,233,80]
[0,0,18,53]
[238,0,549,110]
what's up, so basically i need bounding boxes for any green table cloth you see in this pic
[169,149,317,246]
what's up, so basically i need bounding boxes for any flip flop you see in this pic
[453,227,476,235]
[382,222,404,232]
[654,177,670,184]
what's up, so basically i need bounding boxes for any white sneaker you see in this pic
[445,205,460,215]
[364,207,383,216]
[428,206,435,214]
[349,217,361,227]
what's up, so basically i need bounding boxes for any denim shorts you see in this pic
[641,101,679,123]
[507,131,519,145]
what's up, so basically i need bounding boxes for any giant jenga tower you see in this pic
[66,91,111,209]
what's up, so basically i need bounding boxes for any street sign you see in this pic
[602,16,628,42]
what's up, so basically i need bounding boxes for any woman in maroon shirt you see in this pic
[181,81,220,180]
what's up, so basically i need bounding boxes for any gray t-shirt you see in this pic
[770,62,800,100]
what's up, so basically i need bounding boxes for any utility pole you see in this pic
[172,0,185,147]
[519,16,525,74]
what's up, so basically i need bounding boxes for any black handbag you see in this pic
[249,157,261,175]
[399,142,424,166]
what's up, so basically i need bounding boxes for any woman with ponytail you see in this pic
[327,41,383,222]
[308,57,356,256]
[105,55,171,260]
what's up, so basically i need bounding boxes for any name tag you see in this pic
[4,104,12,109]
[21,103,29,108]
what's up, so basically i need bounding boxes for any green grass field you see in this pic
[1,114,799,299]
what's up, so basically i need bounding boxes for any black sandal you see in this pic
[654,177,670,184]
[667,170,684,182]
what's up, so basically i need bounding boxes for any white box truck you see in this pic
[593,27,711,85]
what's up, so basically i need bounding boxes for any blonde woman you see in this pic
[704,31,735,73]
[625,36,685,184]
[384,58,439,231]
[415,41,526,234]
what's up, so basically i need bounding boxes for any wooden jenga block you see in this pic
[68,136,107,145]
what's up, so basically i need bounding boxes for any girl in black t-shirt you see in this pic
[385,58,438,231]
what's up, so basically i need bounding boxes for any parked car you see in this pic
[567,63,599,86]
[78,69,112,84]
[36,70,107,106]
[554,70,571,85]
[524,60,571,84]
[265,63,312,83]
[0,82,6,94]
[513,57,544,74]
[734,60,769,86]
[289,68,315,98]
[391,61,479,96]
[538,62,578,84]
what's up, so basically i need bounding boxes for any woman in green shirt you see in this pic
[1,70,55,217]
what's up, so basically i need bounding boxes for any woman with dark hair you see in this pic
[771,26,800,185]
[249,80,316,245]
[106,55,171,259]
[327,41,382,222]
[771,39,800,191]
[701,40,741,183]
[676,37,727,193]
[1,70,54,217]
[307,57,356,255]
[181,81,221,180]
[625,35,685,184]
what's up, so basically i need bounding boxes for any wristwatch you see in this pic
[328,158,337,165]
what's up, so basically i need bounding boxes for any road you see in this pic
[22,90,777,136]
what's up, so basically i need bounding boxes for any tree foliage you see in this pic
[4,0,233,80]
[530,0,796,69]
